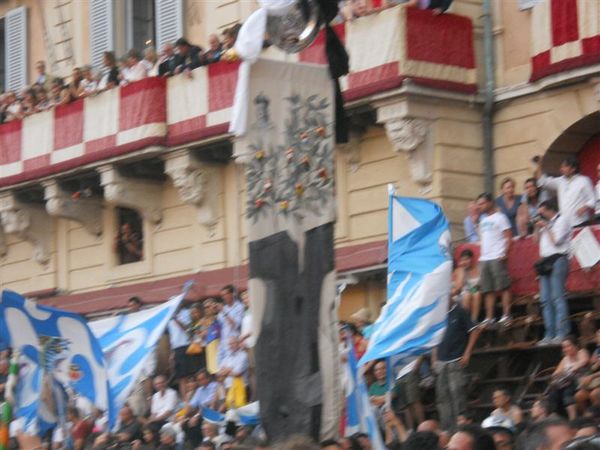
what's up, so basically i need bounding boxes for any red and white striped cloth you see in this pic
[0,5,475,187]
[531,0,600,81]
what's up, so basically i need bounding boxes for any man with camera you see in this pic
[534,199,572,346]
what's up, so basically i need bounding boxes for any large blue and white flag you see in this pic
[0,290,111,434]
[360,190,452,365]
[344,343,385,450]
[89,284,189,429]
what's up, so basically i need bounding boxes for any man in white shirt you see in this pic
[121,49,148,85]
[476,192,513,326]
[534,199,571,345]
[219,338,249,391]
[168,306,192,397]
[217,285,245,366]
[143,375,179,432]
[534,155,596,227]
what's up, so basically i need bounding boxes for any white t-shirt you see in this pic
[168,308,191,349]
[479,211,511,261]
[241,310,255,348]
[150,388,179,418]
[595,181,600,215]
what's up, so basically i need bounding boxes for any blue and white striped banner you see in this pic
[360,189,452,365]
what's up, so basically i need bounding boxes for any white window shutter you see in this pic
[90,0,115,70]
[5,6,27,92]
[519,0,544,10]
[155,0,183,48]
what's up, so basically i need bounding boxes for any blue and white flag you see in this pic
[89,284,189,429]
[344,343,385,450]
[0,290,111,434]
[360,190,452,365]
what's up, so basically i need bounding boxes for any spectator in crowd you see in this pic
[349,307,373,338]
[187,302,207,370]
[534,199,572,346]
[457,411,476,427]
[158,424,178,450]
[98,51,120,91]
[168,304,196,397]
[115,404,143,445]
[517,177,548,237]
[451,248,481,323]
[114,221,143,264]
[382,409,408,447]
[69,66,84,100]
[132,426,159,450]
[143,46,159,76]
[534,155,596,227]
[201,422,219,444]
[34,60,56,91]
[406,0,454,14]
[531,398,552,423]
[418,419,450,447]
[433,299,482,430]
[549,336,590,420]
[485,425,515,450]
[67,406,94,450]
[203,34,223,65]
[219,337,249,409]
[78,65,98,97]
[122,49,149,84]
[203,297,221,374]
[142,375,179,432]
[34,84,52,111]
[174,38,203,77]
[158,43,178,77]
[396,356,425,429]
[21,88,38,116]
[447,424,496,450]
[403,431,439,450]
[189,369,218,412]
[4,91,22,121]
[369,359,395,409]
[463,201,480,243]
[496,177,521,236]
[575,329,600,414]
[49,78,71,107]
[342,322,368,361]
[523,418,574,450]
[128,296,143,313]
[217,285,245,366]
[476,192,513,326]
[491,388,523,426]
[222,27,239,50]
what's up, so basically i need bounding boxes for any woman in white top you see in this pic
[549,336,589,420]
[451,248,481,322]
[143,46,159,77]
[121,49,148,84]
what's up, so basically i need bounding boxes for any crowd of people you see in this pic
[0,25,241,124]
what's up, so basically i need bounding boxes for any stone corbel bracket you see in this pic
[164,149,220,233]
[377,104,434,191]
[98,165,163,224]
[42,180,103,237]
[0,192,53,265]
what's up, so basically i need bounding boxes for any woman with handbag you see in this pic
[548,336,590,420]
[534,199,572,346]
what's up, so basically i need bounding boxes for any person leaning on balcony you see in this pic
[476,192,513,327]
[34,60,56,92]
[78,65,98,98]
[496,177,521,237]
[142,46,159,77]
[68,66,84,101]
[202,34,223,65]
[122,49,149,85]
[534,199,572,347]
[98,51,120,91]
[174,38,203,78]
[517,177,549,237]
[21,87,38,117]
[4,91,22,121]
[533,155,597,228]
[158,43,178,77]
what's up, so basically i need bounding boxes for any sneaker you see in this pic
[536,337,552,346]
[498,315,512,326]
[551,337,564,345]
[480,318,496,328]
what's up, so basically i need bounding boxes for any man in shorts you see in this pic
[476,192,513,327]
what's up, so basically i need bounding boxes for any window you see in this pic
[0,19,5,90]
[5,6,27,91]
[89,0,115,69]
[155,0,183,48]
[114,207,144,265]
[127,0,155,51]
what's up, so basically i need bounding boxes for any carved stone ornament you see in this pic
[378,106,434,189]
[0,192,53,265]
[164,149,220,230]
[97,165,163,224]
[43,180,103,236]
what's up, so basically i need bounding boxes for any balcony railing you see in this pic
[0,5,475,188]
[530,0,600,82]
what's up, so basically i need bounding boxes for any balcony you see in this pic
[0,5,476,188]
[530,0,600,82]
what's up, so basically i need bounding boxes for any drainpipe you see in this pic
[482,0,495,194]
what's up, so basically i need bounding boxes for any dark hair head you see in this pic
[525,177,537,185]
[456,425,496,450]
[563,335,579,348]
[477,192,494,203]
[128,296,142,305]
[501,177,515,188]
[221,284,236,295]
[175,37,191,47]
[198,441,216,450]
[539,199,558,212]
[533,397,551,413]
[319,440,341,449]
[562,155,580,173]
[403,431,439,450]
[103,51,116,65]
[67,406,80,418]
[459,249,474,259]
[126,49,140,60]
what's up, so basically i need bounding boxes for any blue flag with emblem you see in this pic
[0,290,111,435]
[359,188,452,365]
[89,282,191,429]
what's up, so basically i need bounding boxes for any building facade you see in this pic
[0,0,598,318]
